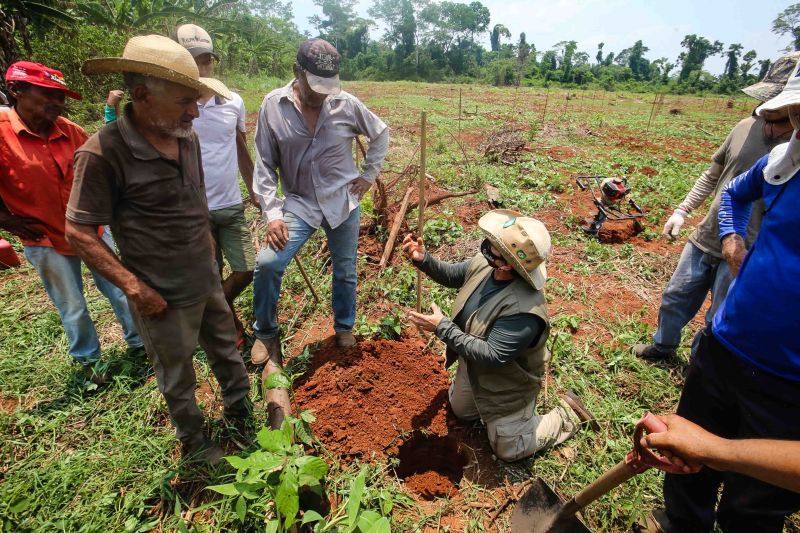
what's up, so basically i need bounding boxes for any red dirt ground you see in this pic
[292,335,497,499]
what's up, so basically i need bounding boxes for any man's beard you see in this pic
[150,116,193,138]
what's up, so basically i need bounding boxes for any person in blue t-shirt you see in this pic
[649,62,800,533]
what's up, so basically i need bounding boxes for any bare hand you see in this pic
[349,177,372,198]
[408,303,445,332]
[640,414,719,474]
[402,233,426,262]
[266,219,289,251]
[127,279,167,319]
[721,234,747,277]
[106,90,124,107]
[0,212,45,241]
[249,196,262,212]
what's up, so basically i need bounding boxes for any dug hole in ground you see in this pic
[292,335,497,501]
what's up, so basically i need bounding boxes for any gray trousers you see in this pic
[449,358,577,462]
[130,285,250,444]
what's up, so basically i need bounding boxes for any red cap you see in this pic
[5,61,82,100]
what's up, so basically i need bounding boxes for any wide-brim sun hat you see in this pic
[742,51,800,102]
[478,209,550,290]
[756,58,800,115]
[82,35,231,100]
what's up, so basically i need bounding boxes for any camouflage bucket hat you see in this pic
[742,51,800,102]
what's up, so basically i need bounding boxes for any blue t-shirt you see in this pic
[713,153,800,381]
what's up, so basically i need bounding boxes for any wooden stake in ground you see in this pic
[293,255,320,303]
[416,111,427,313]
[541,86,550,124]
[646,92,659,132]
[458,87,462,136]
[378,183,414,269]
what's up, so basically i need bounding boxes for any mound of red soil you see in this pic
[293,337,451,458]
[404,471,457,499]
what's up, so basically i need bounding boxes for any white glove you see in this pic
[662,208,688,240]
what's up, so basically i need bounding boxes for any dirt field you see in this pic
[2,81,796,531]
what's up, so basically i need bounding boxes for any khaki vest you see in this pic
[447,254,551,422]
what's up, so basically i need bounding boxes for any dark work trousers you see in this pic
[663,327,800,533]
[130,285,251,446]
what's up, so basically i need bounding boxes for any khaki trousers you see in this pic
[448,357,576,462]
[130,285,250,444]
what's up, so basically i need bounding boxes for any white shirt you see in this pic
[193,91,246,211]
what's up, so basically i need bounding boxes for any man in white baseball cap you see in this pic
[403,210,597,462]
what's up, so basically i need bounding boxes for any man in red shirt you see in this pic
[0,61,141,383]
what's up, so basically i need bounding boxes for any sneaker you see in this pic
[633,344,677,360]
[335,331,357,348]
[182,436,225,465]
[560,390,600,431]
[251,337,281,365]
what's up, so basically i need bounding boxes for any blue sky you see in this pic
[289,0,795,75]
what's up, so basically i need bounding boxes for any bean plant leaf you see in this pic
[296,455,328,481]
[276,470,300,529]
[366,517,391,533]
[235,495,246,522]
[299,410,316,423]
[225,456,249,470]
[379,490,393,515]
[301,510,324,525]
[346,468,367,532]
[207,483,239,497]
[265,372,291,389]
[357,510,382,532]
[257,427,290,452]
[265,520,279,533]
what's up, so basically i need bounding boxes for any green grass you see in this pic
[2,80,797,531]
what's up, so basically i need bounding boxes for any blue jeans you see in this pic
[23,232,142,364]
[253,208,360,339]
[652,241,733,351]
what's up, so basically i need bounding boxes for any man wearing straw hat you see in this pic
[250,38,389,365]
[633,52,799,361]
[403,210,597,462]
[64,35,250,463]
[647,62,800,533]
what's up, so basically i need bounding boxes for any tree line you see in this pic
[3,0,800,114]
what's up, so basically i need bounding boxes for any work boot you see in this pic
[335,330,357,348]
[82,361,112,386]
[560,390,600,431]
[182,435,225,465]
[641,509,681,533]
[633,344,677,361]
[251,337,281,365]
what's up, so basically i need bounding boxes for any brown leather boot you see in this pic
[335,331,357,348]
[251,337,281,365]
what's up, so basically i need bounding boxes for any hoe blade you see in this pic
[511,479,590,533]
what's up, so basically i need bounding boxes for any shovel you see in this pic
[511,412,684,533]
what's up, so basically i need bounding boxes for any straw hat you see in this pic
[478,209,550,290]
[82,35,231,100]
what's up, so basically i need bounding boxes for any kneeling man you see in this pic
[405,210,596,462]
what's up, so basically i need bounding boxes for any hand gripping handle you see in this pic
[625,412,686,475]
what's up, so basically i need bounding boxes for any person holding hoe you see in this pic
[65,36,250,463]
[647,60,800,533]
[403,210,597,462]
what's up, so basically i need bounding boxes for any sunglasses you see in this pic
[480,238,505,265]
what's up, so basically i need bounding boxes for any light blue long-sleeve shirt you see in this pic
[714,153,800,381]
